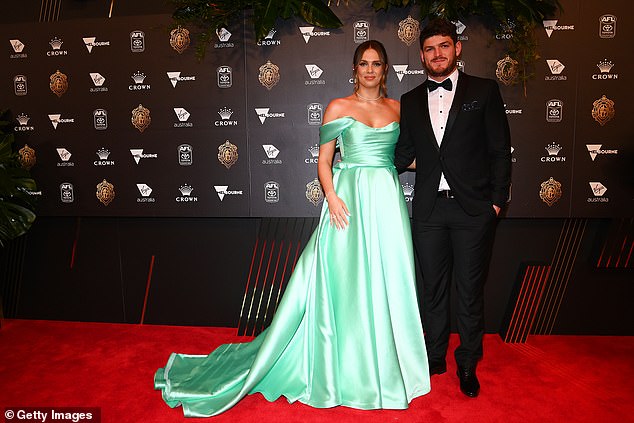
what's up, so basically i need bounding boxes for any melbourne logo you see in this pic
[586,144,618,161]
[299,26,330,43]
[130,149,158,164]
[255,108,285,124]
[543,20,575,38]
[392,65,425,82]
[83,36,110,53]
[49,114,75,129]
[214,185,243,201]
[167,71,196,87]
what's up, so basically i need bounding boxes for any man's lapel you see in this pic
[419,82,440,152]
[441,72,468,147]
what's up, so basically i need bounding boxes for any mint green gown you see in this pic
[154,117,431,417]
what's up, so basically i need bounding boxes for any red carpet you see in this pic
[0,319,632,422]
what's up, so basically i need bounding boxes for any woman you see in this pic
[154,40,430,417]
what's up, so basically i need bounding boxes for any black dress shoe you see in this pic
[457,366,480,397]
[429,361,447,376]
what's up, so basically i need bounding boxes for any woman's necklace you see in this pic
[355,91,383,101]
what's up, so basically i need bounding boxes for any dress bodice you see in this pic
[319,117,400,167]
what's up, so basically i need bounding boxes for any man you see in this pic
[395,18,511,398]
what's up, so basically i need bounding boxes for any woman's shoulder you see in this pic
[384,97,400,116]
[323,96,355,123]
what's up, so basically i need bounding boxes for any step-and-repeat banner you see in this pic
[2,1,631,218]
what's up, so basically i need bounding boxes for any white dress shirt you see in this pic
[428,69,459,192]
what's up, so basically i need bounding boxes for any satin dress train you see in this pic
[154,117,430,417]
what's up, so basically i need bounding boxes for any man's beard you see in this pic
[424,55,458,78]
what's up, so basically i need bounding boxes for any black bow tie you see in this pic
[427,79,452,92]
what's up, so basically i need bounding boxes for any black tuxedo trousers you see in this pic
[413,197,496,367]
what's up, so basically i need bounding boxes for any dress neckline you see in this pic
[323,116,399,129]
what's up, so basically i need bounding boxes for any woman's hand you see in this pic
[407,159,416,170]
[326,192,351,230]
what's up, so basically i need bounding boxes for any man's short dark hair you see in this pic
[419,18,458,49]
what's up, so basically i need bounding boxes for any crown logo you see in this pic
[16,114,30,125]
[218,107,233,119]
[545,143,562,156]
[49,37,63,50]
[96,148,110,160]
[264,29,277,39]
[402,182,415,196]
[132,71,146,84]
[308,144,319,158]
[179,184,193,196]
[597,59,614,73]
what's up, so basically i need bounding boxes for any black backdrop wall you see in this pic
[1,0,632,336]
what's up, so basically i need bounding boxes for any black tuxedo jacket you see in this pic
[395,72,512,219]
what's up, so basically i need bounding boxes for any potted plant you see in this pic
[0,109,37,247]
